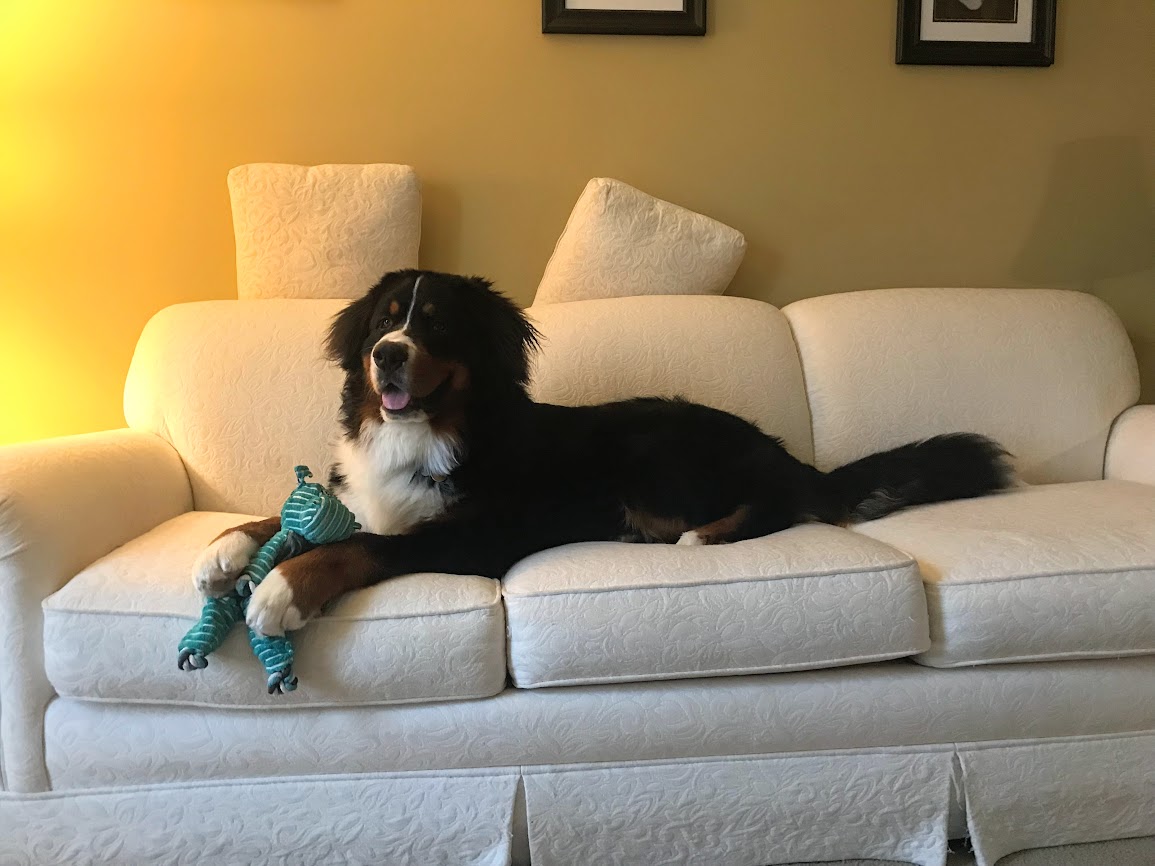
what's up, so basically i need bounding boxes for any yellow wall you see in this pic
[2,0,1153,444]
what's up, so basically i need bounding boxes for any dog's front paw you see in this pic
[192,531,259,597]
[246,567,309,636]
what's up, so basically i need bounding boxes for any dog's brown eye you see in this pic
[379,317,393,329]
[432,322,447,334]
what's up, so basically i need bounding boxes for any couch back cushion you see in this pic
[126,294,811,514]
[533,177,746,306]
[126,300,346,514]
[782,288,1139,483]
[228,163,421,301]
[528,295,814,463]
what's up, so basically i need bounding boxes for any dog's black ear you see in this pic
[468,276,540,386]
[325,286,382,371]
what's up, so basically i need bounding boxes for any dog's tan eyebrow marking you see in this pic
[422,303,435,315]
[388,300,401,316]
[403,275,423,329]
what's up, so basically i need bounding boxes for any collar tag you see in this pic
[413,468,450,487]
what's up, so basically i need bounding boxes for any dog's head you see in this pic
[326,269,539,429]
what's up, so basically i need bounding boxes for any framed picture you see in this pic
[896,0,1056,66]
[542,0,707,36]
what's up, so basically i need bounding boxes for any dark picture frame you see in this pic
[542,1,707,36]
[896,0,1056,66]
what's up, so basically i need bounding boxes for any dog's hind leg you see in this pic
[675,485,820,546]
[675,503,790,546]
[676,505,749,546]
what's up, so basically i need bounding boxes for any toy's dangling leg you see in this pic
[178,594,245,671]
[246,621,298,694]
[235,530,308,597]
[233,529,306,694]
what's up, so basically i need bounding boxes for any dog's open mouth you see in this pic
[381,385,412,412]
[379,376,453,416]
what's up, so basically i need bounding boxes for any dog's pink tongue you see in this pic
[382,390,411,411]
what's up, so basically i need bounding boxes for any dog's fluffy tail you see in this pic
[826,433,1013,523]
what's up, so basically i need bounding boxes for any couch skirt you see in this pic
[4,658,1154,865]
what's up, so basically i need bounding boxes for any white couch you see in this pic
[1,286,1153,866]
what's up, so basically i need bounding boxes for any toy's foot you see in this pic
[267,669,298,695]
[193,531,259,597]
[178,649,209,671]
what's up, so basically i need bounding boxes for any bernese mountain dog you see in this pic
[192,269,1012,638]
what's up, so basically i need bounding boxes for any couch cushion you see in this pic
[782,288,1139,484]
[42,512,506,708]
[228,162,421,300]
[855,481,1155,668]
[528,295,815,463]
[502,524,928,688]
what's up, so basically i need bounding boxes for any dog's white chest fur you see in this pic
[334,419,459,536]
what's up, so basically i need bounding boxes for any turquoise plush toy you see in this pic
[177,465,360,694]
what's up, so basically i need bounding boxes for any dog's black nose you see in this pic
[372,341,409,371]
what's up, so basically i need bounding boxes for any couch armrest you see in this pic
[0,429,192,792]
[1105,405,1155,486]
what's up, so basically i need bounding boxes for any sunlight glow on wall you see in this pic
[1,4,130,444]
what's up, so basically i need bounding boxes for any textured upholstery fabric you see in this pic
[124,300,347,515]
[0,770,519,866]
[524,748,955,866]
[533,178,746,305]
[8,738,1155,866]
[228,163,421,300]
[527,294,815,463]
[1106,404,1155,485]
[42,512,506,708]
[44,658,1155,787]
[856,481,1155,667]
[961,732,1155,866]
[783,288,1139,483]
[0,430,191,793]
[503,524,928,687]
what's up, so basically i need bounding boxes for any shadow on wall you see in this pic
[732,233,783,305]
[1012,135,1155,402]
